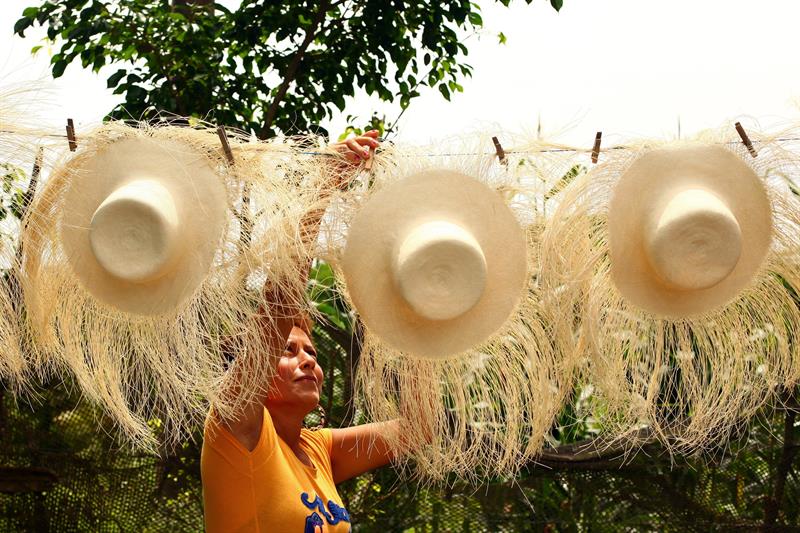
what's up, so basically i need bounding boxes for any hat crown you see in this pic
[89,179,181,283]
[392,220,487,321]
[644,188,742,291]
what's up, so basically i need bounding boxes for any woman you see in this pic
[202,131,399,532]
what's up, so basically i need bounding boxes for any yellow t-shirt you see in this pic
[201,407,352,533]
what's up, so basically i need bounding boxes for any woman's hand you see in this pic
[331,129,380,166]
[298,130,378,242]
[304,129,381,237]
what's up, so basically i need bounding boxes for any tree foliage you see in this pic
[14,0,562,138]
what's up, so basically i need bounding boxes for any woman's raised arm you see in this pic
[330,420,399,483]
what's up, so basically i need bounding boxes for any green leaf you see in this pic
[497,32,507,45]
[550,0,563,11]
[545,164,585,201]
[13,17,33,36]
[467,12,482,26]
[22,7,38,18]
[776,171,800,198]
[315,302,347,330]
[438,83,450,101]
[309,262,336,289]
[106,69,127,88]
[10,191,25,220]
[51,59,68,78]
[120,44,137,60]
[92,53,105,71]
[30,45,43,55]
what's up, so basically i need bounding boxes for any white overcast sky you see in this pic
[3,0,800,147]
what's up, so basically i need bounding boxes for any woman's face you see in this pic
[265,325,324,413]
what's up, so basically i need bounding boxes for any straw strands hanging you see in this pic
[0,82,50,161]
[539,128,800,453]
[3,106,800,479]
[0,84,48,393]
[0,245,25,391]
[17,121,330,450]
[326,136,578,481]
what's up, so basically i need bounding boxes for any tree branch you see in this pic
[534,427,659,466]
[259,0,331,137]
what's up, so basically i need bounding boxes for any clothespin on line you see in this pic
[734,122,758,158]
[66,119,77,152]
[364,145,376,171]
[21,146,45,213]
[492,136,506,165]
[31,146,43,179]
[591,132,602,164]
[217,126,235,165]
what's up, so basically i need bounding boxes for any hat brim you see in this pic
[60,137,228,315]
[608,145,773,317]
[342,170,528,359]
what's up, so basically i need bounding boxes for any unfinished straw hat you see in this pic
[608,145,772,317]
[332,139,576,482]
[540,132,800,453]
[342,169,528,359]
[19,122,321,449]
[60,136,227,315]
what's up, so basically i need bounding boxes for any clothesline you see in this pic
[4,128,800,158]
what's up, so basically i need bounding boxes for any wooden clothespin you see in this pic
[21,147,44,214]
[31,146,43,179]
[734,122,758,158]
[591,131,602,164]
[66,118,77,152]
[217,126,235,165]
[364,145,376,171]
[492,136,506,165]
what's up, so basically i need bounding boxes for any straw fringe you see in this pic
[5,102,800,476]
[539,127,800,453]
[0,84,48,394]
[17,121,327,450]
[329,136,578,482]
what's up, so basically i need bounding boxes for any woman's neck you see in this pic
[267,402,307,450]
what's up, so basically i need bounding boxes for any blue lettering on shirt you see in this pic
[301,492,352,530]
[304,511,324,533]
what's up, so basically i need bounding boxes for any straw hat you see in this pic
[342,169,528,359]
[608,145,773,317]
[60,136,228,315]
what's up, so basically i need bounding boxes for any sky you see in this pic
[3,0,800,148]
